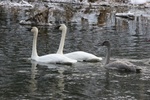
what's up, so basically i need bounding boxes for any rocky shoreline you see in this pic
[0,0,150,25]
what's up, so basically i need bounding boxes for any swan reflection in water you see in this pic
[28,60,66,99]
[28,61,38,96]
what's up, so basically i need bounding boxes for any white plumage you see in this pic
[30,27,77,64]
[57,24,102,62]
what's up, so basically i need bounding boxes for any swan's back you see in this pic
[65,51,102,62]
[104,61,141,73]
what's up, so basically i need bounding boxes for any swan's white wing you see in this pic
[65,51,102,62]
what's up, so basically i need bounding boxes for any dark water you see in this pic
[0,4,150,100]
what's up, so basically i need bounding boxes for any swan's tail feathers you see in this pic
[98,57,103,61]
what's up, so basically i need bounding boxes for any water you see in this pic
[0,2,150,100]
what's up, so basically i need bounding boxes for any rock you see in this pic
[20,8,52,26]
[116,12,135,20]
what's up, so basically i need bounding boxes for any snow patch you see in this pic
[0,0,33,7]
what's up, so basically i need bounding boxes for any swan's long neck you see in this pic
[31,32,39,59]
[105,46,111,65]
[57,27,67,54]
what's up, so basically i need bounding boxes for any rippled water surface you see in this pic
[0,3,150,100]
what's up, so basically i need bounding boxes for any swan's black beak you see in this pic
[26,28,32,31]
[55,25,61,30]
[98,41,110,47]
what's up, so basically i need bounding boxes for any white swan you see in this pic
[101,41,141,73]
[56,24,102,62]
[30,27,77,64]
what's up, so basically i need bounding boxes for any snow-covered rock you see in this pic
[0,0,33,7]
[116,12,134,20]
